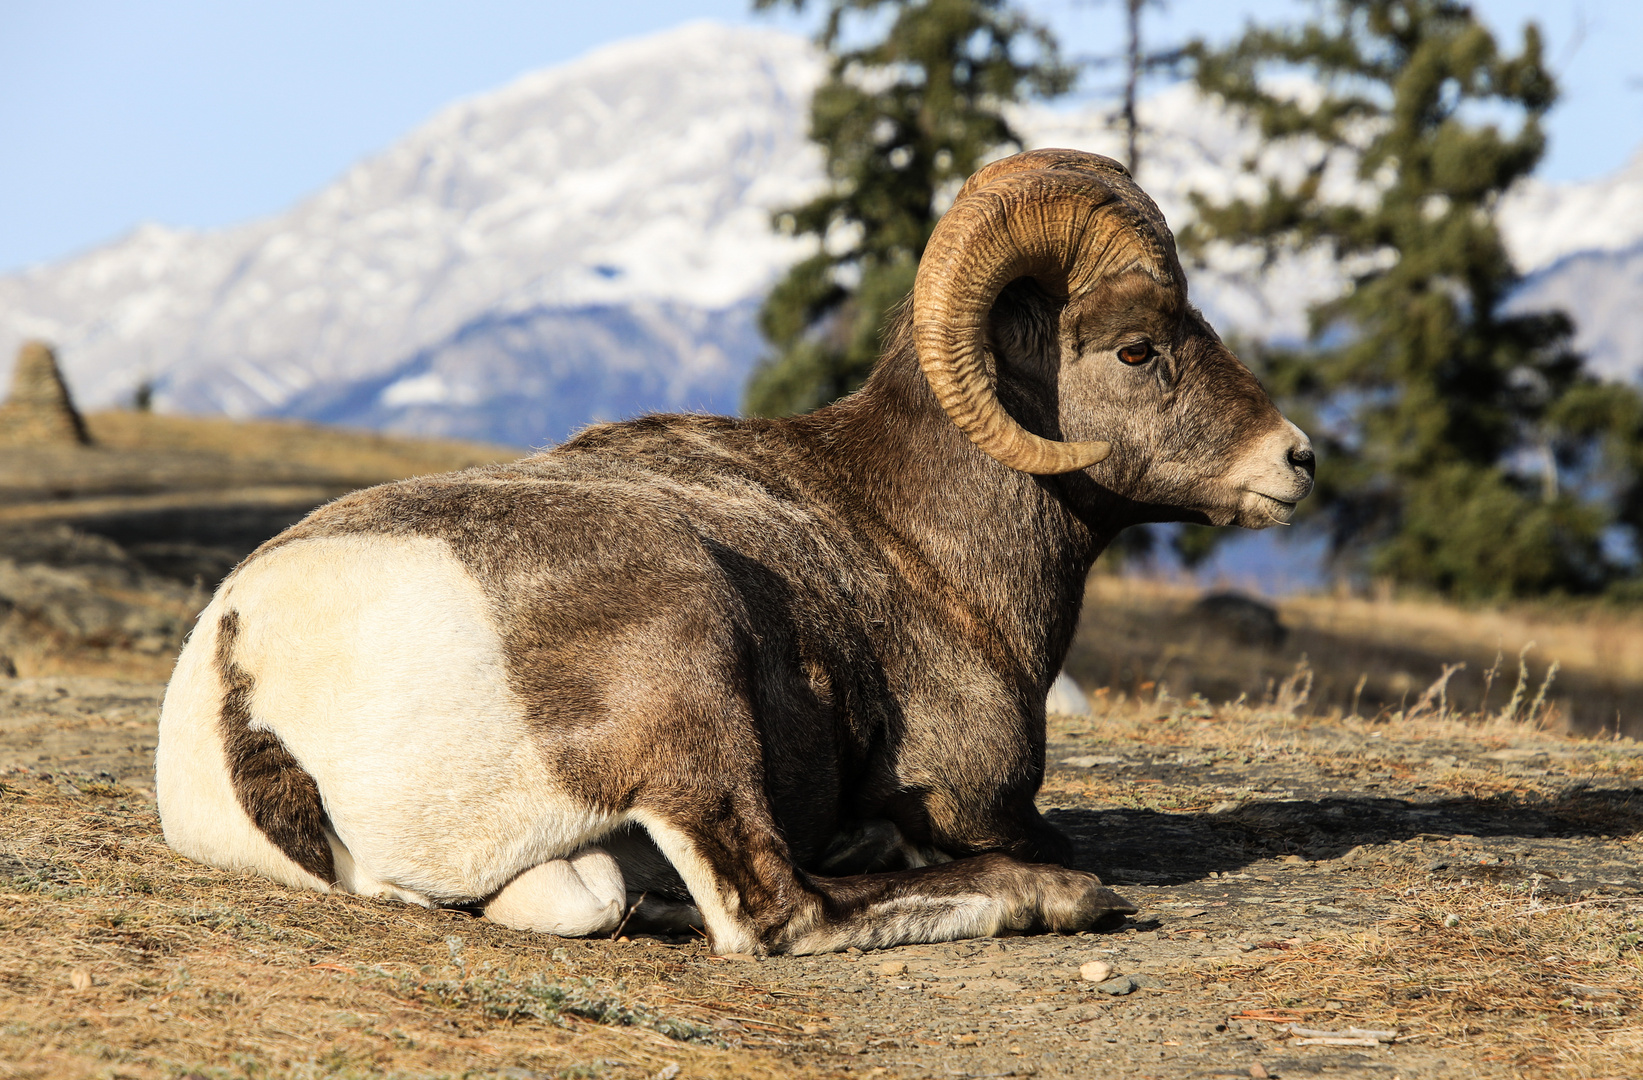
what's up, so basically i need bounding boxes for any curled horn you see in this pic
[913,149,1179,475]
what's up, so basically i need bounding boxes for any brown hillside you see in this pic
[0,410,517,680]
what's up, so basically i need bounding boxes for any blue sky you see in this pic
[2,0,1638,274]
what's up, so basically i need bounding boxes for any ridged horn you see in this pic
[913,149,1178,475]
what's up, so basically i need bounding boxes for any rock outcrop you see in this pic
[0,341,91,447]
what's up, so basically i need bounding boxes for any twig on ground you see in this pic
[1284,1023,1398,1044]
[611,891,646,940]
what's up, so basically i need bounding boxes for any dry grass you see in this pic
[1043,684,1643,1077]
[1287,589,1643,689]
[1047,655,1603,754]
[1090,572,1643,687]
[83,411,513,484]
[7,634,193,685]
[0,770,841,1080]
[0,412,515,521]
[1197,878,1643,1077]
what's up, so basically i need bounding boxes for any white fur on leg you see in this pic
[628,811,759,954]
[483,847,626,936]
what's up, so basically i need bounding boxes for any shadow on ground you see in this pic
[1051,785,1643,885]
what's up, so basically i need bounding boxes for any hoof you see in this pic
[1087,887,1137,931]
[1037,868,1138,933]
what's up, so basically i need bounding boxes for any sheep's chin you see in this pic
[1237,490,1297,528]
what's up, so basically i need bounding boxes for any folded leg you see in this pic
[482,847,625,936]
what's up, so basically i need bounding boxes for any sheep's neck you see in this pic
[787,351,1120,689]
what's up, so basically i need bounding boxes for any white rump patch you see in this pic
[158,533,613,905]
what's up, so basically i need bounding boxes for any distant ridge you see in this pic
[1,22,1637,449]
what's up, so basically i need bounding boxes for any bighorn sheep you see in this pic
[156,150,1314,955]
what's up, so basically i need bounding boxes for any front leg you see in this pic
[627,787,1132,955]
[888,690,1075,865]
[607,658,1127,954]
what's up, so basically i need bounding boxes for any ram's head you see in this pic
[914,148,1314,528]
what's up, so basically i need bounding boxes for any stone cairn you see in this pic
[0,340,91,447]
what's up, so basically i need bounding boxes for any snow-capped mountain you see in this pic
[0,23,823,444]
[1,22,1639,448]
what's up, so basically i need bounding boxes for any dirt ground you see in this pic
[3,677,1640,1080]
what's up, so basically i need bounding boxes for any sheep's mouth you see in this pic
[1244,491,1298,526]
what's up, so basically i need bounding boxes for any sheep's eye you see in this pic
[1117,342,1151,365]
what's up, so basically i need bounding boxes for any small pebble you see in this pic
[1080,960,1114,983]
[877,960,907,976]
[1096,975,1139,996]
[68,966,92,991]
[1443,913,1461,928]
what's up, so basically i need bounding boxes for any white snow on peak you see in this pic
[1501,149,1643,272]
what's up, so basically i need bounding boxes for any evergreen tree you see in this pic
[1187,0,1643,599]
[745,0,1072,417]
[1090,0,1175,175]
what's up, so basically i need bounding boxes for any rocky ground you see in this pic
[3,678,1640,1080]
